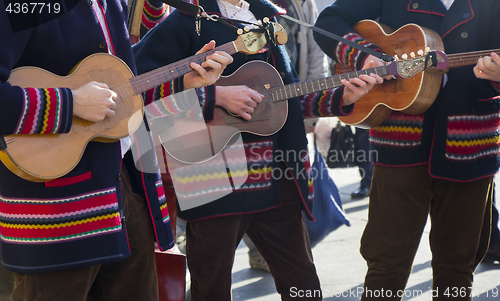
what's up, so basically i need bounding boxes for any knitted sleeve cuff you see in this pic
[199,85,216,121]
[14,87,73,134]
[141,0,169,31]
[335,31,383,71]
[332,86,354,116]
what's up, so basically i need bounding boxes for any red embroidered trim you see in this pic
[45,171,92,187]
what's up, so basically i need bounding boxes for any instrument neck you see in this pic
[269,66,390,102]
[129,41,239,95]
[446,49,500,69]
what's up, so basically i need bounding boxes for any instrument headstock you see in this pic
[389,49,448,78]
[234,21,287,54]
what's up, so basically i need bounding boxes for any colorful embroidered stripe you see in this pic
[336,32,380,71]
[16,87,71,134]
[156,81,175,99]
[155,180,170,223]
[0,188,121,244]
[141,0,169,31]
[302,89,335,117]
[170,140,273,200]
[243,140,273,187]
[300,149,314,202]
[144,90,198,119]
[370,113,424,147]
[172,158,235,199]
[307,176,314,201]
[445,113,500,161]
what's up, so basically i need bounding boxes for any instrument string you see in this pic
[126,40,242,94]
[46,30,269,108]
[447,49,500,66]
[110,30,267,96]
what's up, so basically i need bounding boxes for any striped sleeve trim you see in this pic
[15,87,73,135]
[301,86,352,118]
[144,81,215,120]
[199,85,216,121]
[335,32,382,71]
[143,79,181,106]
[143,80,215,122]
[144,89,199,119]
[141,0,169,31]
[156,180,170,223]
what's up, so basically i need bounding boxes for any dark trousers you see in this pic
[490,184,500,245]
[354,128,373,188]
[186,179,322,301]
[11,166,158,301]
[0,251,14,300]
[360,164,492,301]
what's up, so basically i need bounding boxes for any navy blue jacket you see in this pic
[0,0,174,273]
[133,0,353,221]
[315,0,500,181]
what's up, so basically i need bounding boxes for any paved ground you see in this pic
[229,166,500,300]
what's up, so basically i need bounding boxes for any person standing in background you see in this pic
[0,0,231,299]
[133,0,383,299]
[242,0,331,272]
[0,1,173,299]
[487,189,500,259]
[127,0,171,43]
[350,128,373,199]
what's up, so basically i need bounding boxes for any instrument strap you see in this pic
[279,14,394,62]
[0,136,6,151]
[160,0,391,62]
[159,0,273,43]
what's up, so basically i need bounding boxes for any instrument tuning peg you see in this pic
[402,53,408,60]
[237,28,243,35]
[244,26,250,32]
[257,20,263,26]
[263,17,269,23]
[425,47,431,53]
[394,55,399,61]
[410,52,416,58]
[417,49,424,56]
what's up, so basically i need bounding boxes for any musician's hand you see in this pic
[474,52,500,82]
[73,81,117,122]
[362,54,394,80]
[215,85,264,120]
[341,61,384,106]
[184,40,234,90]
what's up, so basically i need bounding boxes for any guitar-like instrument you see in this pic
[161,50,447,164]
[334,19,500,128]
[0,22,286,182]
